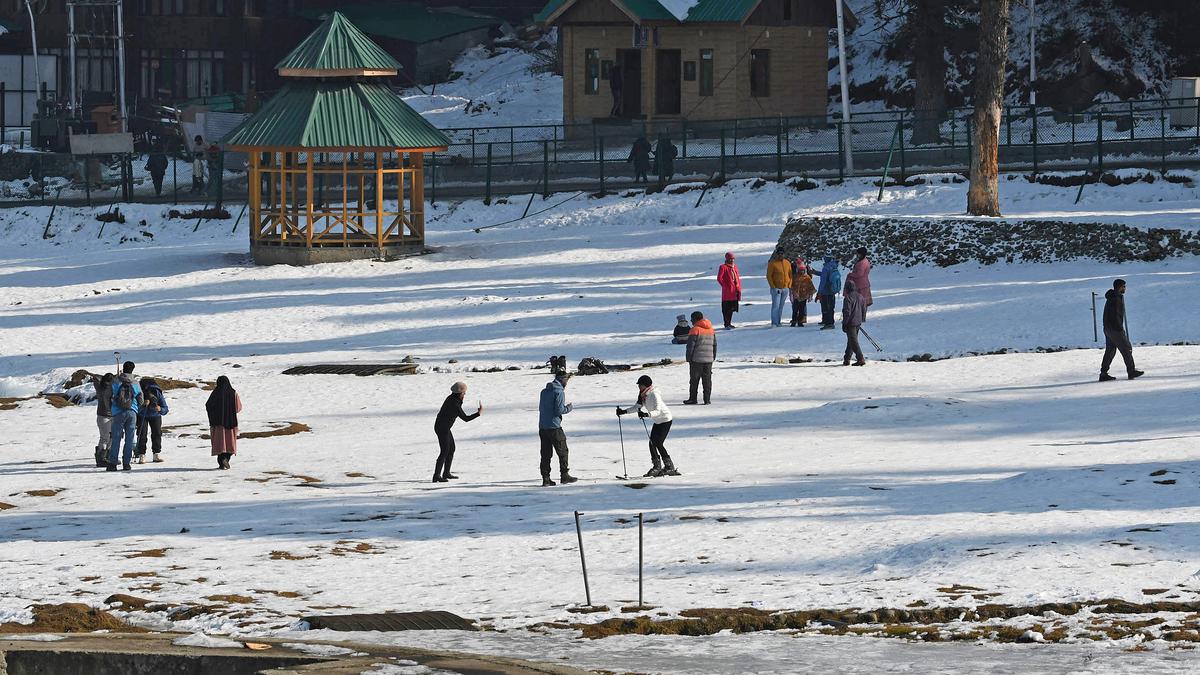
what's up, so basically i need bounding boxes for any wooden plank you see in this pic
[375,152,384,248]
[306,152,314,248]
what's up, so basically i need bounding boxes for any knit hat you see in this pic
[795,257,806,271]
[451,381,467,394]
[676,314,688,324]
[636,375,653,387]
[725,251,735,260]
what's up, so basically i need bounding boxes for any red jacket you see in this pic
[717,263,742,302]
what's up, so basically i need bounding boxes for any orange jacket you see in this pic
[767,258,792,289]
[791,272,815,301]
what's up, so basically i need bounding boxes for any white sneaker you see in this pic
[136,456,145,464]
[152,453,163,463]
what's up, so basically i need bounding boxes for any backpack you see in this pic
[577,357,610,376]
[115,380,134,410]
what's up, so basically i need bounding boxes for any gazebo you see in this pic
[224,12,450,265]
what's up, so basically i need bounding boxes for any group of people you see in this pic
[91,362,242,471]
[715,248,875,365]
[141,135,221,198]
[627,135,678,185]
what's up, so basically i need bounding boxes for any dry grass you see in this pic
[0,603,144,634]
[24,489,63,497]
[241,422,312,439]
[40,394,73,408]
[0,397,23,411]
[124,548,169,558]
[206,594,254,604]
[270,550,317,561]
[254,589,303,598]
[120,571,158,579]
[0,502,15,510]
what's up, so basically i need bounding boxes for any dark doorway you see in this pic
[616,49,642,118]
[655,49,681,115]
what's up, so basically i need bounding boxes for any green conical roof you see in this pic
[276,11,401,76]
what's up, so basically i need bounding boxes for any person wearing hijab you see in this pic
[205,376,242,469]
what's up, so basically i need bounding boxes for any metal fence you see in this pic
[5,95,1200,208]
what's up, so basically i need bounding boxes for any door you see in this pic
[655,49,681,115]
[617,49,641,118]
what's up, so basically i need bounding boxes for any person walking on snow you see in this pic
[684,310,716,405]
[433,381,482,483]
[810,255,841,329]
[791,259,816,327]
[628,136,652,184]
[93,372,114,468]
[717,252,742,329]
[538,372,578,486]
[845,247,873,315]
[767,253,793,327]
[146,144,168,197]
[842,280,867,366]
[135,377,169,464]
[206,376,242,470]
[107,361,143,471]
[1099,278,1143,381]
[190,135,207,193]
[617,375,678,477]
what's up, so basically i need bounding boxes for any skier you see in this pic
[790,259,816,327]
[107,361,143,471]
[716,251,742,329]
[846,247,873,315]
[767,252,792,327]
[672,314,690,344]
[683,310,716,405]
[1099,278,1143,381]
[811,255,841,329]
[538,372,578,486]
[616,375,678,477]
[628,136,652,184]
[433,381,482,483]
[842,279,867,366]
[93,372,114,468]
[135,377,169,464]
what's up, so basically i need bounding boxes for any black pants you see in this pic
[217,453,232,468]
[648,420,674,469]
[434,428,456,478]
[820,294,836,326]
[721,300,738,327]
[634,165,648,182]
[791,298,807,326]
[689,362,712,403]
[539,428,570,478]
[844,325,865,364]
[1101,328,1136,375]
[151,173,164,196]
[136,416,162,456]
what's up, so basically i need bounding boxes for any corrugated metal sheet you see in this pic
[275,11,401,73]
[222,81,450,149]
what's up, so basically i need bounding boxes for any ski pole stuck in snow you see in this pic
[574,511,592,607]
[616,413,630,480]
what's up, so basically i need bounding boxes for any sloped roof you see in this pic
[275,11,401,75]
[222,80,450,150]
[537,0,851,26]
[300,4,501,45]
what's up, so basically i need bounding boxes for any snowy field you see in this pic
[2,175,1200,672]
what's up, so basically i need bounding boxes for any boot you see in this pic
[853,360,866,367]
[1128,370,1144,380]
[444,473,459,480]
[542,476,557,487]
[559,473,578,484]
[662,465,681,476]
[1099,373,1116,382]
[643,465,662,478]
[432,476,448,483]
[152,453,163,463]
[842,359,851,366]
[136,455,145,465]
[682,399,698,405]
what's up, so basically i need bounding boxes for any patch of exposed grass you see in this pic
[125,548,169,558]
[0,603,144,634]
[241,422,312,439]
[24,489,63,497]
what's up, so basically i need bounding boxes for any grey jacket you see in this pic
[842,280,866,328]
[538,380,572,429]
[685,320,717,364]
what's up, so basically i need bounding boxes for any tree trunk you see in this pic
[967,0,1011,216]
[911,0,948,145]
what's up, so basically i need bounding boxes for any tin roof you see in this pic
[222,80,449,150]
[275,11,401,75]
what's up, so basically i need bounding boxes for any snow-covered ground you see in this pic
[2,175,1200,672]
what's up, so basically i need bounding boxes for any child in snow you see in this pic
[672,314,690,344]
[616,375,678,477]
[135,377,169,464]
[790,259,816,327]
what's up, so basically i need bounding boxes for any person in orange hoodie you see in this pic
[766,253,793,327]
[790,259,816,327]
[683,311,716,405]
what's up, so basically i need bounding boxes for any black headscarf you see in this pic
[205,375,239,429]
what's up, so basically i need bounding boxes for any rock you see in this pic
[1017,629,1046,643]
[773,356,789,364]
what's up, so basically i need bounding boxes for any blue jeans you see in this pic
[770,288,789,326]
[108,410,136,467]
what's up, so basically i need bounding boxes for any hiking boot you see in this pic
[152,453,163,463]
[1099,373,1117,382]
[1129,370,1144,380]
[662,467,681,476]
[643,466,662,478]
[821,324,834,330]
[444,473,459,480]
[135,455,144,464]
[105,465,118,472]
[842,359,851,366]
[703,399,711,405]
[432,476,448,483]
[853,361,866,367]
[542,477,557,487]
[682,399,698,405]
[559,474,579,484]
[122,464,132,471]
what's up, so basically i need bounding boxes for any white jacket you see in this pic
[622,386,672,424]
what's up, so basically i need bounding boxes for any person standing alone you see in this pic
[538,372,578,486]
[1099,278,1143,381]
[684,310,716,405]
[206,376,242,470]
[617,375,678,477]
[842,280,867,367]
[717,252,742,329]
[433,381,482,483]
[767,253,793,327]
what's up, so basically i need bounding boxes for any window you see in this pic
[783,0,793,22]
[140,48,227,100]
[584,48,600,95]
[699,49,713,96]
[683,61,696,81]
[211,0,226,16]
[750,49,770,98]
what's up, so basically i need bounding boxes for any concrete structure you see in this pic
[538,0,850,127]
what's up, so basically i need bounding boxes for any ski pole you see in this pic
[640,416,652,440]
[1091,292,1098,342]
[574,511,592,606]
[617,414,629,479]
[860,328,884,352]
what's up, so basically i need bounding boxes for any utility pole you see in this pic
[22,0,40,103]
[1029,0,1037,105]
[835,0,853,173]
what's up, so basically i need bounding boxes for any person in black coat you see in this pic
[147,143,169,197]
[433,381,482,482]
[1099,278,1143,381]
[628,136,652,183]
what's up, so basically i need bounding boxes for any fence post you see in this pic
[1161,101,1168,175]
[638,512,644,608]
[553,125,559,163]
[172,155,178,204]
[591,122,597,161]
[471,128,477,165]
[430,153,437,205]
[681,120,687,158]
[1031,105,1039,177]
[898,116,907,181]
[574,511,592,607]
[542,140,549,198]
[1005,106,1011,146]
[485,142,493,205]
[719,128,727,182]
[775,118,783,182]
[510,127,515,164]
[1129,101,1135,141]
[1195,97,1199,143]
[837,121,845,182]
[1096,111,1104,174]
[598,136,605,195]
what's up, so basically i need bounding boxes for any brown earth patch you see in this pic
[205,594,253,604]
[0,397,24,411]
[40,394,74,408]
[0,502,15,510]
[290,474,322,484]
[169,604,229,620]
[0,603,144,634]
[125,548,169,558]
[270,550,317,561]
[24,489,63,497]
[330,542,378,556]
[254,590,303,598]
[241,422,312,439]
[103,594,157,611]
[120,572,158,579]
[345,472,373,478]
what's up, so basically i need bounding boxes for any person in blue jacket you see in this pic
[136,377,169,464]
[538,372,578,486]
[107,361,143,471]
[810,255,842,329]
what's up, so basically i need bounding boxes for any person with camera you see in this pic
[433,381,483,483]
[617,375,678,477]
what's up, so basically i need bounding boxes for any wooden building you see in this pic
[537,0,851,126]
[223,11,449,266]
